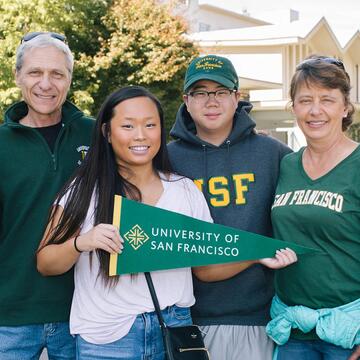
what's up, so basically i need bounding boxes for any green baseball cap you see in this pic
[184,55,239,92]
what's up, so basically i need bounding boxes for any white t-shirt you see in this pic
[59,174,212,344]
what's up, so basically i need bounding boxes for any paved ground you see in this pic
[40,349,48,359]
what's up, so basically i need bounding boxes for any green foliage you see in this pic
[0,0,198,132]
[348,122,360,142]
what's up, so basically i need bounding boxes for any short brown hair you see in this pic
[290,55,354,131]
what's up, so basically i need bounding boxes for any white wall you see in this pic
[195,9,261,32]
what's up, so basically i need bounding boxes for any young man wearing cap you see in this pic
[167,55,292,359]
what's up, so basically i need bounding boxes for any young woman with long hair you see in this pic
[37,86,212,360]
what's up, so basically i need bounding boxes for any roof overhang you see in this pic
[240,77,282,90]
[194,37,300,47]
[190,17,349,53]
[343,30,360,57]
[199,4,271,26]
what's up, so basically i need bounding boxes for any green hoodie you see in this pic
[0,100,94,325]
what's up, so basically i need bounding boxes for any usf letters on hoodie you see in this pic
[167,101,291,326]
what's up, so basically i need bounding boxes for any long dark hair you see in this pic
[45,86,172,282]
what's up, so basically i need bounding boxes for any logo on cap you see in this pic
[195,56,224,71]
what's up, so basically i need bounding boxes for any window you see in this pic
[199,22,211,32]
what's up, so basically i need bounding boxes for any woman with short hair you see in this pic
[267,56,360,360]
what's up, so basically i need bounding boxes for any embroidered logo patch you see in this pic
[195,56,224,71]
[76,145,89,165]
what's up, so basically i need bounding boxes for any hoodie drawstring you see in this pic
[225,140,236,208]
[201,140,235,207]
[201,144,208,188]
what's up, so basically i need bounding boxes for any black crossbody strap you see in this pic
[144,272,166,328]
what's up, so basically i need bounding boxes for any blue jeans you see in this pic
[76,305,192,360]
[277,338,354,360]
[0,322,75,360]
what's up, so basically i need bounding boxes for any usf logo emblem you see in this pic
[77,145,89,165]
[124,225,149,250]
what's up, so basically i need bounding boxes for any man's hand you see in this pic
[259,248,297,269]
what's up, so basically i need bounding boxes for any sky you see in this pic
[201,0,360,39]
[201,0,360,22]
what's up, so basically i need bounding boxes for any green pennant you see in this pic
[109,195,318,275]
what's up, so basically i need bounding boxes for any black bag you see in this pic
[145,272,210,360]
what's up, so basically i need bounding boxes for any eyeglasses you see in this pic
[187,89,236,102]
[21,32,67,44]
[297,57,345,72]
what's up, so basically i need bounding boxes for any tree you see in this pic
[0,0,198,132]
[348,122,360,142]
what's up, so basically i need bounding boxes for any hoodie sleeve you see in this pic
[279,141,293,158]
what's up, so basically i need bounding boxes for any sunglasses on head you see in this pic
[21,32,67,44]
[297,57,346,72]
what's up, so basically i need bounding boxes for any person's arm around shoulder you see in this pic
[37,205,123,276]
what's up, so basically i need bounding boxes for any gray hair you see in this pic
[16,34,74,75]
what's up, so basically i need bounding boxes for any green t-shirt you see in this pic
[271,146,360,339]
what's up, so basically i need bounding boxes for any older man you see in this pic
[0,32,94,359]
